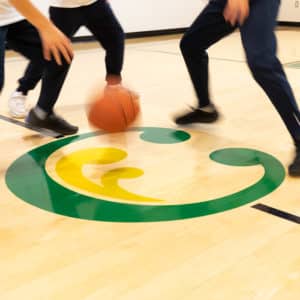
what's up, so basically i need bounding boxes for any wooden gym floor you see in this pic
[0,27,299,299]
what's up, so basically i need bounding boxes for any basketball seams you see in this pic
[128,90,138,117]
[112,90,129,127]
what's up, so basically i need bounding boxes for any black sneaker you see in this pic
[288,146,300,177]
[26,109,78,136]
[174,107,219,125]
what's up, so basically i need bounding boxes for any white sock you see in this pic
[199,104,215,113]
[34,106,47,120]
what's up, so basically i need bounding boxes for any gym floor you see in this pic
[0,28,299,299]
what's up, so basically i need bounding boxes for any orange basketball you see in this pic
[87,85,140,132]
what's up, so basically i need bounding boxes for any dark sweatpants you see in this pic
[180,0,300,143]
[12,0,124,113]
[0,20,45,93]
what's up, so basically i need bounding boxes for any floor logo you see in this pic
[5,127,285,222]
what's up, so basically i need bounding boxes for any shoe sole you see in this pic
[174,111,220,125]
[8,112,27,119]
[0,114,64,138]
[176,119,218,125]
[289,171,300,177]
[25,119,67,138]
[26,113,78,137]
[25,122,65,138]
[175,116,219,125]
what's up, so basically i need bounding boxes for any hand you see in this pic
[38,23,73,65]
[8,0,73,65]
[223,0,249,26]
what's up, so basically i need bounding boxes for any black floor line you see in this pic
[0,114,63,138]
[252,204,300,225]
[2,114,299,224]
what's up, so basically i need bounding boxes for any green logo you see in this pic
[6,127,285,222]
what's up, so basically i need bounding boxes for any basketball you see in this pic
[87,85,140,132]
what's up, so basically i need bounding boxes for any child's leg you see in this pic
[241,0,300,175]
[5,19,77,134]
[240,0,300,144]
[179,0,236,108]
[6,21,44,95]
[6,20,45,108]
[35,7,82,114]
[4,21,43,118]
[17,61,44,95]
[6,21,47,118]
[83,0,125,85]
[24,8,82,135]
[7,60,44,118]
[0,26,8,92]
[6,20,45,68]
[174,0,236,125]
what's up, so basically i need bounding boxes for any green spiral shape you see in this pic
[5,127,285,222]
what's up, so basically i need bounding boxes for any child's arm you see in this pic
[9,0,73,65]
[223,0,249,26]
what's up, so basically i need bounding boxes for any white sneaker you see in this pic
[8,91,27,118]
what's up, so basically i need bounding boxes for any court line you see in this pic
[134,48,247,63]
[5,44,299,68]
[252,204,300,224]
[134,48,300,67]
[0,114,63,138]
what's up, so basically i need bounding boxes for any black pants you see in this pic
[180,0,300,143]
[0,20,45,93]
[17,0,124,113]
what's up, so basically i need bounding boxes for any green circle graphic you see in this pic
[5,127,285,222]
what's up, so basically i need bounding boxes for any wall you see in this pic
[279,0,300,22]
[32,0,299,37]
[31,0,207,36]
